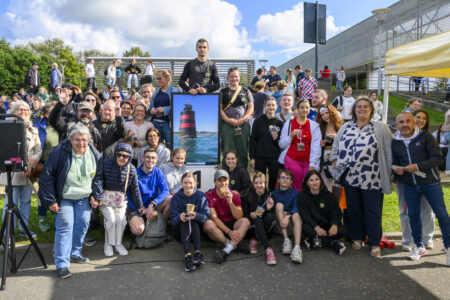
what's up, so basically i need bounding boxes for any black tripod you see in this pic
[0,163,47,290]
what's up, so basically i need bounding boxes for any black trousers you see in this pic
[175,221,201,254]
[302,222,344,247]
[255,157,279,191]
[250,212,276,249]
[86,77,96,91]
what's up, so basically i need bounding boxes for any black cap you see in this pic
[32,62,38,66]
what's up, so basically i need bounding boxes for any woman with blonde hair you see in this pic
[149,69,180,149]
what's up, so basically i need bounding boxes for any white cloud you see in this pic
[254,3,347,48]
[0,0,251,58]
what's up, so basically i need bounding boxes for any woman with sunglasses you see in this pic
[100,143,143,257]
[83,91,101,120]
[149,69,180,149]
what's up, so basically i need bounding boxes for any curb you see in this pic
[384,231,442,240]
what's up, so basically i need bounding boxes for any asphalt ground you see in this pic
[0,237,449,300]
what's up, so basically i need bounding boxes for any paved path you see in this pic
[0,238,449,299]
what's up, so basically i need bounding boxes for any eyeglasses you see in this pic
[117,153,131,159]
[279,176,291,181]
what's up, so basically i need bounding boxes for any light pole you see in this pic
[372,8,391,96]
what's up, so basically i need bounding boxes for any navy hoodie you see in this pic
[102,143,143,209]
[169,189,210,228]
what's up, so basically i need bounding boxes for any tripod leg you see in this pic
[1,209,14,290]
[15,211,47,268]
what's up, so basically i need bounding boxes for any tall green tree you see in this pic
[122,46,150,57]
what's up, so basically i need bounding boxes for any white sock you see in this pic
[223,243,234,254]
[284,238,290,243]
[293,245,300,250]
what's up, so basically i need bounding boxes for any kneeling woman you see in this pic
[298,170,346,255]
[242,172,277,265]
[101,143,143,257]
[170,172,210,272]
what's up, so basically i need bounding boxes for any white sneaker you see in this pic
[115,244,128,256]
[408,245,427,261]
[446,247,450,267]
[445,170,450,175]
[282,239,292,254]
[290,246,303,264]
[401,244,412,252]
[425,242,433,250]
[104,243,114,257]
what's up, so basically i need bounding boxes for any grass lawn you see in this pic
[381,95,446,125]
[1,186,449,244]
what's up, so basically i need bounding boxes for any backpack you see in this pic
[332,96,343,108]
[134,210,167,249]
[104,66,108,76]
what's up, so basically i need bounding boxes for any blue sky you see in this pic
[0,0,397,67]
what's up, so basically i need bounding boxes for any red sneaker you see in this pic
[381,237,395,248]
[266,247,276,265]
[250,238,258,254]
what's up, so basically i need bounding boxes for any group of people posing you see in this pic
[1,38,449,280]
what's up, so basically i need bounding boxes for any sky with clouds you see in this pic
[0,0,397,68]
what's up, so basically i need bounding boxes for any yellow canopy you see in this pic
[385,30,450,78]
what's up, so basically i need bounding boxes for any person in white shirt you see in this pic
[106,60,118,88]
[331,85,355,122]
[369,90,383,121]
[85,59,96,91]
[142,59,156,84]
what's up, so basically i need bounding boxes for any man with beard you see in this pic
[49,98,101,148]
[308,89,327,121]
[93,98,129,158]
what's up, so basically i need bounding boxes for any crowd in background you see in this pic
[0,38,449,279]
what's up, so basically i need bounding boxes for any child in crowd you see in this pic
[275,94,294,123]
[170,172,210,272]
[298,170,346,255]
[272,169,303,263]
[242,172,277,265]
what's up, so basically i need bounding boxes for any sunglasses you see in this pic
[117,153,131,159]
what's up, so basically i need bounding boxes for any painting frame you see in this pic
[171,93,220,165]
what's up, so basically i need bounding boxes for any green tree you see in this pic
[122,46,150,57]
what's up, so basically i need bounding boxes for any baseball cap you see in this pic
[78,102,94,111]
[214,169,229,181]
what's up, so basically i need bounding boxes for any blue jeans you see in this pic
[127,74,138,89]
[336,80,343,91]
[395,183,435,246]
[343,183,383,247]
[444,131,450,171]
[403,182,450,249]
[54,198,91,269]
[2,185,32,232]
[153,121,171,149]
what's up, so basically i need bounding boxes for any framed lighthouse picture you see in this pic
[171,93,220,165]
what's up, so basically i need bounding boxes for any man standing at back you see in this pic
[25,62,40,95]
[265,66,281,88]
[179,38,220,94]
[85,59,96,91]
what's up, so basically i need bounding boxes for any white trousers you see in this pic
[100,205,127,246]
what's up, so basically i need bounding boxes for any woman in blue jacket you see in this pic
[170,172,210,272]
[101,143,143,257]
[148,69,180,149]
